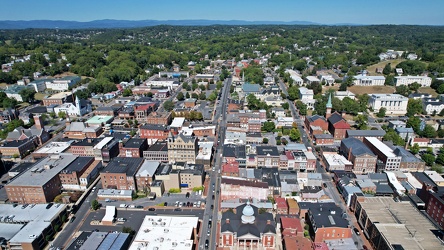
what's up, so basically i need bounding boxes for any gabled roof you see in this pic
[333,120,351,129]
[307,115,326,123]
[327,112,344,125]
[242,83,261,93]
[341,138,375,157]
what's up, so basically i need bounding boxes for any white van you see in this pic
[119,204,127,208]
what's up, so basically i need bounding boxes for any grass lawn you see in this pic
[366,59,406,75]
[418,87,439,98]
[0,82,7,89]
[348,85,395,95]
[323,85,339,93]
[35,92,47,100]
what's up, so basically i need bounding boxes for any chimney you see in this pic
[348,147,352,160]
[266,220,271,225]
[225,218,230,224]
[34,115,44,130]
[342,111,346,117]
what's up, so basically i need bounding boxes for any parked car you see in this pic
[148,208,156,211]
[70,216,76,223]
[205,239,209,249]
[117,218,126,222]
[174,208,182,211]
[211,205,214,210]
[353,228,360,235]
[163,202,168,206]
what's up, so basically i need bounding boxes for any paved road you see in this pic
[277,77,365,249]
[198,77,231,250]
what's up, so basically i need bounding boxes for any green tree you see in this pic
[176,92,185,101]
[262,138,269,144]
[376,107,386,118]
[339,82,347,91]
[282,102,289,110]
[437,84,444,94]
[91,199,100,210]
[409,82,421,92]
[383,63,392,75]
[354,114,368,130]
[295,100,308,116]
[406,99,423,117]
[421,153,435,166]
[49,112,57,119]
[122,88,133,97]
[287,86,299,101]
[436,151,444,165]
[163,100,174,111]
[75,89,90,100]
[185,92,190,98]
[409,143,420,155]
[19,88,36,103]
[199,92,206,100]
[262,121,276,132]
[383,130,405,146]
[289,127,301,142]
[396,85,411,97]
[422,125,437,138]
[58,111,67,119]
[122,226,135,236]
[406,116,421,133]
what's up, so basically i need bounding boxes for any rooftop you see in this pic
[86,115,114,125]
[346,129,386,137]
[136,161,161,177]
[62,156,93,173]
[146,140,168,152]
[123,138,147,148]
[8,154,77,186]
[33,140,73,154]
[46,91,72,99]
[129,215,198,250]
[256,145,279,157]
[364,137,396,157]
[101,157,144,176]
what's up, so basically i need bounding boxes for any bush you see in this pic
[192,186,204,192]
[169,188,181,193]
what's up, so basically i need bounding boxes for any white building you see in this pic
[353,75,385,86]
[394,75,432,87]
[368,94,408,115]
[145,79,179,91]
[285,69,303,86]
[422,98,444,115]
[299,87,315,110]
[29,81,47,92]
[54,97,92,117]
[305,76,320,85]
[320,75,335,85]
[335,90,356,100]
[45,76,80,91]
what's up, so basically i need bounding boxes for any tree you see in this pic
[396,85,411,97]
[287,86,299,101]
[409,143,420,155]
[289,127,301,142]
[406,99,423,117]
[122,88,133,97]
[2,97,18,109]
[91,199,100,210]
[262,121,275,132]
[19,88,36,103]
[163,100,174,111]
[339,82,347,91]
[122,226,135,236]
[262,138,269,144]
[58,111,67,119]
[49,112,57,119]
[421,153,435,166]
[406,116,421,133]
[185,92,190,98]
[438,84,444,94]
[383,130,405,146]
[199,92,206,100]
[176,92,185,101]
[376,107,386,118]
[282,102,289,110]
[436,151,444,165]
[409,82,421,92]
[295,100,307,116]
[354,114,368,130]
[383,63,392,75]
[422,125,437,138]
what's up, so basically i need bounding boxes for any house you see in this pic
[275,197,289,214]
[395,75,432,87]
[410,138,429,147]
[327,112,350,140]
[100,157,144,191]
[305,76,320,85]
[323,153,353,172]
[340,138,377,174]
[119,138,148,158]
[285,69,304,86]
[222,162,240,177]
[368,94,409,115]
[335,90,355,100]
[299,87,315,110]
[280,216,303,238]
[0,108,19,124]
[395,127,415,141]
[388,120,406,129]
[6,125,50,146]
[271,107,286,118]
[220,202,276,249]
[422,98,444,115]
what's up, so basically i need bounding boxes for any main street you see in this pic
[277,78,365,249]
[198,77,232,249]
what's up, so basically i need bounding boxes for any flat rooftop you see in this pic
[358,197,442,250]
[8,154,77,186]
[129,215,198,250]
[86,115,114,124]
[47,91,72,99]
[101,157,143,176]
[364,137,396,158]
[32,140,73,154]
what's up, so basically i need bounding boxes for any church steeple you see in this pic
[326,93,332,119]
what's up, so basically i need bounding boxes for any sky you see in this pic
[1,0,443,25]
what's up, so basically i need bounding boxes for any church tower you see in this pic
[326,93,332,119]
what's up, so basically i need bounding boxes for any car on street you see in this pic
[174,208,182,211]
[211,205,214,210]
[175,201,179,207]
[353,228,360,235]
[148,208,156,211]
[70,216,76,223]
[323,183,327,188]
[117,218,126,222]
[207,229,210,236]
[205,239,209,249]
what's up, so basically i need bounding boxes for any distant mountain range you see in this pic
[0,19,334,29]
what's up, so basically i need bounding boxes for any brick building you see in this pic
[70,138,102,156]
[42,91,73,106]
[59,157,95,190]
[167,132,199,164]
[306,203,352,242]
[327,112,350,140]
[135,160,160,193]
[340,138,377,174]
[119,138,148,158]
[139,124,169,140]
[275,197,289,214]
[221,177,269,201]
[142,140,169,162]
[222,162,240,177]
[146,112,172,125]
[280,216,303,238]
[100,157,144,190]
[0,138,36,159]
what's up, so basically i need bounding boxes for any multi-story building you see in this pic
[100,157,144,190]
[119,138,148,158]
[6,154,77,203]
[63,121,103,139]
[59,156,95,190]
[146,111,172,125]
[345,129,386,142]
[221,177,269,200]
[299,87,315,109]
[93,137,120,162]
[70,138,102,156]
[275,197,289,214]
[139,124,169,140]
[134,103,156,123]
[0,138,36,159]
[143,140,169,162]
[368,94,409,115]
[340,138,377,174]
[167,132,199,164]
[306,203,352,242]
[305,115,328,133]
[391,146,426,172]
[256,145,280,168]
[45,76,81,91]
[422,98,444,115]
[135,160,161,193]
[426,192,444,229]
[353,75,385,86]
[363,137,402,171]
[42,91,74,106]
[220,202,276,249]
[327,112,350,140]
[394,75,432,87]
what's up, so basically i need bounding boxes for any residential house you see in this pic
[6,126,50,146]
[299,87,315,110]
[275,197,289,214]
[422,98,444,115]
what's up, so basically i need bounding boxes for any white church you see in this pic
[54,96,92,117]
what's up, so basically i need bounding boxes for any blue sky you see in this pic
[1,0,443,25]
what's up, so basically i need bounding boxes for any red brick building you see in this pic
[192,126,216,137]
[313,134,334,145]
[59,157,95,188]
[119,138,148,158]
[247,119,262,133]
[305,115,328,133]
[222,162,239,177]
[280,217,303,238]
[134,103,156,123]
[0,138,36,159]
[184,98,197,108]
[139,124,169,140]
[307,203,352,242]
[100,157,144,190]
[426,192,444,229]
[146,112,172,125]
[275,197,289,214]
[327,112,350,140]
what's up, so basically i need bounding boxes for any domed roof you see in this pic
[242,202,254,217]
